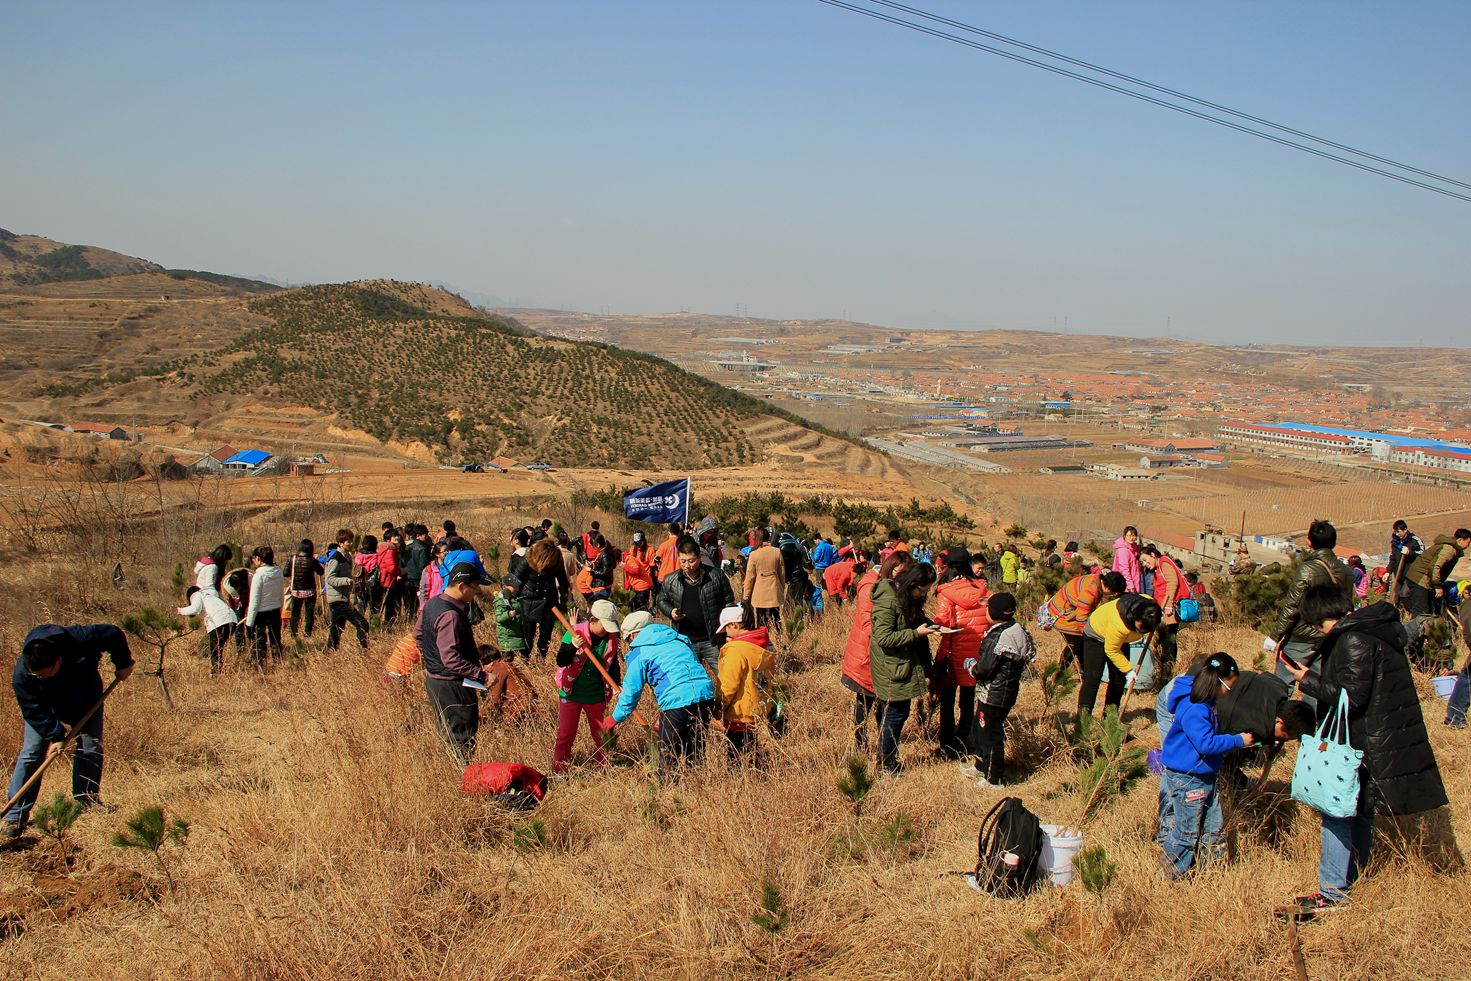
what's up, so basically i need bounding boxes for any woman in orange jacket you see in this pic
[933,546,990,758]
[840,550,912,751]
[623,531,656,611]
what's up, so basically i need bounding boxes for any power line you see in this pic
[864,0,1471,193]
[814,0,1471,204]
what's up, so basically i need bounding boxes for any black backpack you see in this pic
[973,797,1044,898]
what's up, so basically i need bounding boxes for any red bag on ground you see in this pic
[461,762,546,801]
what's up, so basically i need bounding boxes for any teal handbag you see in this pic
[1290,690,1363,819]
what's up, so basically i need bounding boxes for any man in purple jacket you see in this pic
[415,562,492,761]
[5,624,134,838]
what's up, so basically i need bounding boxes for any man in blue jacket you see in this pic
[5,624,134,838]
[608,612,715,775]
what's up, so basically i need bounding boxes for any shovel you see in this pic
[2,678,123,819]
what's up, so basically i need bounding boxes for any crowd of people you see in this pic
[7,508,1466,921]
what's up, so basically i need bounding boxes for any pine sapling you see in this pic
[836,755,873,818]
[751,881,788,933]
[121,608,194,709]
[112,805,190,892]
[33,793,83,871]
[1074,845,1117,894]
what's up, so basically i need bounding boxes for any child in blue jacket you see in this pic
[1159,651,1255,878]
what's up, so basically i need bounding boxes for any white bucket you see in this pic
[1039,825,1084,887]
[1432,675,1458,701]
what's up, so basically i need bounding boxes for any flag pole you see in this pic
[684,475,692,528]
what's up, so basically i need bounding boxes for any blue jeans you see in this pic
[1160,768,1224,878]
[4,710,105,824]
[877,698,912,772]
[1445,667,1470,727]
[689,637,720,677]
[1319,809,1374,901]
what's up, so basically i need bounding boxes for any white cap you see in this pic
[620,611,653,637]
[590,599,621,634]
[717,606,745,632]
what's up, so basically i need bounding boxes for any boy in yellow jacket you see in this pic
[716,606,775,761]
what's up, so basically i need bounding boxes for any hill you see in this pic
[2,262,874,471]
[0,228,162,286]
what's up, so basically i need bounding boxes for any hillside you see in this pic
[0,228,163,286]
[189,282,833,468]
[2,260,873,471]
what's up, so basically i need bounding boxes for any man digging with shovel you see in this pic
[5,624,135,839]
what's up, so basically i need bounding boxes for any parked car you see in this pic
[462,463,483,473]
[526,462,552,471]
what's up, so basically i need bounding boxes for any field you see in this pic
[1,477,1469,979]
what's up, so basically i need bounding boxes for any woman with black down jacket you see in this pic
[1280,585,1447,919]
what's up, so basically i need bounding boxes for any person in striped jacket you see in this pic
[1040,570,1126,670]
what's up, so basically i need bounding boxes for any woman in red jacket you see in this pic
[841,550,911,751]
[932,546,990,758]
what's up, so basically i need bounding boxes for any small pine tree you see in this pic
[511,818,547,852]
[33,793,83,870]
[112,805,190,892]
[170,562,186,592]
[751,881,788,933]
[1074,845,1117,894]
[1070,708,1150,820]
[836,755,874,818]
[121,608,193,709]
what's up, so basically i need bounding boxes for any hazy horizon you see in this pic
[4,1,1468,346]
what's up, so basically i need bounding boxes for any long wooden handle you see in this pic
[1118,635,1152,716]
[551,607,654,731]
[2,677,122,818]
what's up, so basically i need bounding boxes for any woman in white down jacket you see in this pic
[180,554,239,674]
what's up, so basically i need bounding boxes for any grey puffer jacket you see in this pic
[323,547,354,605]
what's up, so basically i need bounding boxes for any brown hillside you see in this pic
[0,229,162,286]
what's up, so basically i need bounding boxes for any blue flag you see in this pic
[623,478,690,524]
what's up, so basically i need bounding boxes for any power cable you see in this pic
[864,0,1471,192]
[814,0,1471,204]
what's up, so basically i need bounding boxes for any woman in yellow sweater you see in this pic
[1079,594,1161,718]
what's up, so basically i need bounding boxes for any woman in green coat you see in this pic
[869,562,940,773]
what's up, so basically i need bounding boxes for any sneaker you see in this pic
[958,762,981,779]
[976,776,996,789]
[1282,891,1349,922]
[2,819,22,840]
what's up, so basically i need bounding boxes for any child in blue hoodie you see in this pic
[1159,651,1255,878]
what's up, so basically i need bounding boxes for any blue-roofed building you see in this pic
[222,449,272,473]
[1270,423,1471,455]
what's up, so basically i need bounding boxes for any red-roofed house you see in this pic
[70,423,128,440]
[191,445,237,474]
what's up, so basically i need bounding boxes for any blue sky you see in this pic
[3,1,1468,344]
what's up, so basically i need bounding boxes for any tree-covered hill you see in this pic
[191,281,822,468]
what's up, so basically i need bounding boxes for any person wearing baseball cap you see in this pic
[607,610,715,777]
[416,561,493,762]
[551,599,622,774]
[716,606,775,761]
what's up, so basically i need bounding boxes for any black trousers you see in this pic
[754,607,781,629]
[327,600,369,650]
[525,602,562,657]
[630,589,652,612]
[658,700,713,773]
[207,624,233,674]
[403,579,421,620]
[424,675,479,763]
[1060,632,1085,670]
[974,702,1011,783]
[1078,636,1127,716]
[936,684,975,757]
[289,595,317,636]
[250,609,283,665]
[843,675,879,749]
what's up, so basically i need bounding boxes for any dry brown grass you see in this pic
[1,506,1470,979]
